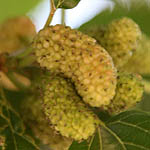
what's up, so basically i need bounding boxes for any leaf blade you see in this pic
[102,111,150,150]
[69,141,88,150]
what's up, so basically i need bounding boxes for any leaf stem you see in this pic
[88,134,94,150]
[101,124,126,150]
[98,127,103,150]
[44,0,56,28]
[61,9,66,25]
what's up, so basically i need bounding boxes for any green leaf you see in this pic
[8,109,24,133]
[142,75,150,82]
[79,0,150,36]
[0,115,8,129]
[93,108,112,122]
[69,141,88,150]
[4,90,28,113]
[69,110,150,150]
[100,110,150,150]
[14,133,39,150]
[0,0,43,22]
[88,128,102,150]
[54,0,80,9]
[0,104,39,150]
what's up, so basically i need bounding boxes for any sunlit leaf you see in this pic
[69,141,88,150]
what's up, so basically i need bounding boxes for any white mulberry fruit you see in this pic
[105,73,144,114]
[33,24,117,107]
[82,17,141,68]
[123,34,150,75]
[20,96,72,150]
[43,76,99,141]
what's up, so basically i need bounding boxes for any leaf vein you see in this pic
[98,127,103,150]
[137,120,150,126]
[124,142,150,150]
[119,121,150,135]
[102,125,127,150]
[107,112,149,125]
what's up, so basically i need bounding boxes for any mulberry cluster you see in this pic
[30,22,144,143]
[105,73,144,114]
[82,17,141,68]
[33,24,117,107]
[123,34,150,75]
[20,96,72,150]
[0,16,36,54]
[43,76,99,141]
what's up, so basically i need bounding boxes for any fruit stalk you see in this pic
[61,9,66,25]
[44,0,56,28]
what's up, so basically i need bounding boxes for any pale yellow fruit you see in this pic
[43,76,99,141]
[33,24,117,107]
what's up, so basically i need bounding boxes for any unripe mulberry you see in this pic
[0,16,36,54]
[123,34,150,75]
[20,96,72,150]
[33,24,117,107]
[105,73,144,114]
[82,17,141,68]
[43,76,99,141]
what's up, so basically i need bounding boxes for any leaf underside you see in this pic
[69,110,150,150]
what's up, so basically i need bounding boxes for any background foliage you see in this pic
[0,0,43,22]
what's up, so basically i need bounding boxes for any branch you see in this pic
[44,0,56,28]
